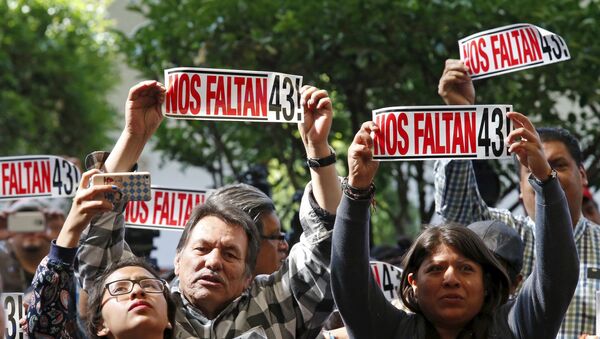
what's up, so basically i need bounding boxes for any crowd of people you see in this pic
[0,58,598,339]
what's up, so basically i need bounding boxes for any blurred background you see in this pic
[1,0,599,269]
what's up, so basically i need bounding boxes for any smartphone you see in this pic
[7,211,45,233]
[91,172,152,204]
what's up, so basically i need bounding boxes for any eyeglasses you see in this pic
[104,278,166,296]
[260,232,285,241]
[260,232,286,242]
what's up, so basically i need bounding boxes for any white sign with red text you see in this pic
[372,105,513,161]
[0,156,80,201]
[371,261,403,302]
[164,67,303,123]
[124,186,211,231]
[459,23,570,80]
[2,293,26,339]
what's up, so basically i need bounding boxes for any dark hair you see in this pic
[176,201,260,277]
[514,127,583,179]
[206,183,275,235]
[399,224,510,339]
[87,256,176,339]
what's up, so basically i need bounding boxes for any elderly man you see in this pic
[76,80,340,338]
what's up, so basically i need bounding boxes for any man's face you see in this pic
[9,211,63,258]
[519,140,586,228]
[174,216,251,318]
[254,211,289,276]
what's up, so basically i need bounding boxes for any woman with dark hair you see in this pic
[331,113,578,339]
[26,169,175,339]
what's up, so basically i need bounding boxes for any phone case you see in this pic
[91,172,152,202]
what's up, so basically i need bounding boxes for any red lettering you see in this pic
[469,40,480,74]
[505,32,519,66]
[178,74,190,114]
[385,113,398,155]
[442,113,453,153]
[159,192,170,225]
[510,30,523,65]
[1,163,9,195]
[206,75,217,115]
[165,74,179,114]
[477,38,489,72]
[397,113,409,155]
[225,77,236,116]
[490,35,500,70]
[422,114,435,154]
[464,112,476,153]
[190,74,201,115]
[373,114,386,156]
[41,160,50,193]
[243,78,256,116]
[452,114,465,153]
[526,27,542,61]
[256,78,268,117]
[413,113,425,154]
[214,76,226,115]
[499,34,510,68]
[153,191,163,225]
[234,77,245,116]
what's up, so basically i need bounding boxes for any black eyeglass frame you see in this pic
[260,232,286,241]
[104,278,167,296]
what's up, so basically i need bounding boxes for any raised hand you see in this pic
[438,59,475,105]
[125,80,166,141]
[348,121,380,189]
[56,169,115,248]
[505,112,552,181]
[298,85,333,158]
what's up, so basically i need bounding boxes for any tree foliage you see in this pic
[121,0,600,243]
[0,0,119,157]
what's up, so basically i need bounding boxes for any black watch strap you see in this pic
[306,148,336,168]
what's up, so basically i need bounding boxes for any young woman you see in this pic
[26,169,175,339]
[331,114,579,338]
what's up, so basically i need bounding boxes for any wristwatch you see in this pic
[306,148,336,168]
[533,168,557,185]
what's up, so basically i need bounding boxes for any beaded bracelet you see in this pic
[341,176,376,201]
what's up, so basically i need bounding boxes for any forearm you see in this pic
[511,178,578,337]
[306,144,341,214]
[104,131,148,173]
[331,195,398,338]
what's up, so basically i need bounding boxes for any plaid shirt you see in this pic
[434,159,600,338]
[76,152,335,339]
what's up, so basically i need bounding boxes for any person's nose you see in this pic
[442,266,460,287]
[129,282,146,299]
[204,248,224,271]
[279,238,289,253]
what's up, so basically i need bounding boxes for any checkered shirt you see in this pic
[76,152,335,338]
[434,159,600,338]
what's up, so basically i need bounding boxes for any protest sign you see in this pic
[2,293,26,339]
[370,261,403,302]
[459,23,570,80]
[164,67,303,123]
[372,105,513,161]
[125,186,211,231]
[0,156,80,201]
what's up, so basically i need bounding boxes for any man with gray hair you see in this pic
[207,183,289,276]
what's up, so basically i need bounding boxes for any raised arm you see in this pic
[77,80,164,290]
[298,86,340,214]
[104,80,165,172]
[504,112,579,338]
[27,170,114,337]
[331,121,402,338]
[434,59,491,224]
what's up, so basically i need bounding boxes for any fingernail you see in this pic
[112,185,119,190]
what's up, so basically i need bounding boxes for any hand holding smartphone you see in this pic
[90,172,152,204]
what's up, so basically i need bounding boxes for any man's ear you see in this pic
[580,164,589,187]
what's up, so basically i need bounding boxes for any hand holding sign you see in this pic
[438,59,475,106]
[298,86,333,158]
[125,80,166,141]
[505,112,552,181]
[57,169,115,248]
[348,121,380,189]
